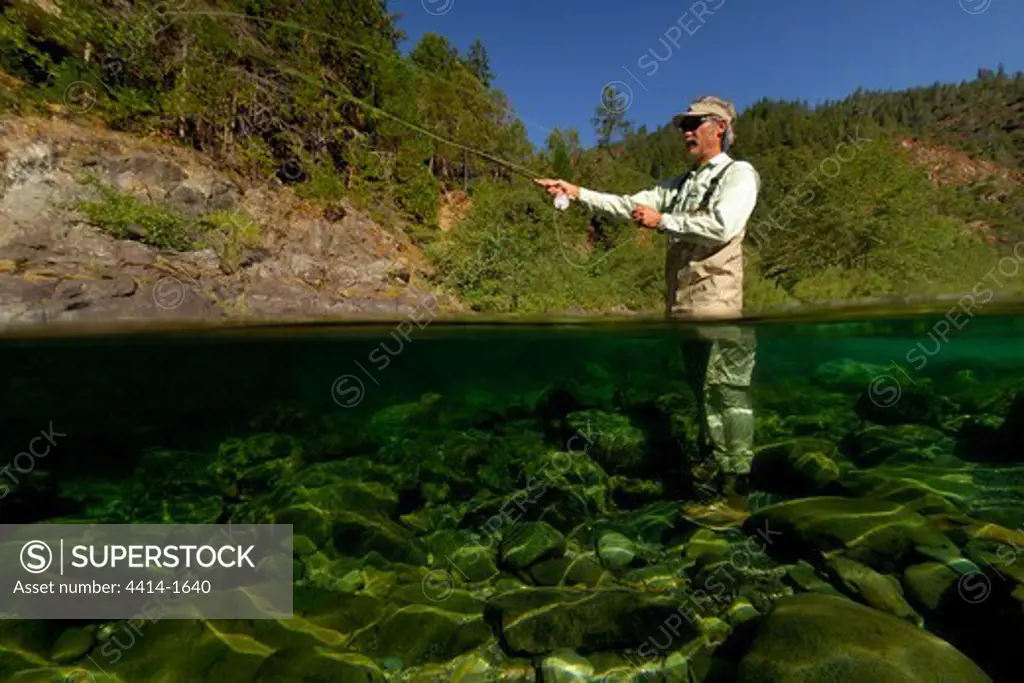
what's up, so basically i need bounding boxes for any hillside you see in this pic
[1,1,1022,320]
[0,117,447,325]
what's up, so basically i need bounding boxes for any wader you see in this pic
[666,162,756,476]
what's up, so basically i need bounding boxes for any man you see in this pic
[536,95,759,527]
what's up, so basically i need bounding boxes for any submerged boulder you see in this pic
[212,433,305,496]
[597,532,638,570]
[564,410,648,474]
[841,423,956,469]
[812,358,890,393]
[737,593,991,682]
[332,510,427,565]
[540,649,595,682]
[500,522,566,571]
[744,496,959,572]
[485,587,694,655]
[749,439,841,496]
[902,562,959,614]
[824,555,922,625]
[127,449,223,523]
[253,648,385,682]
[854,384,957,429]
[347,604,491,667]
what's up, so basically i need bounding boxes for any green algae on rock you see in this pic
[252,648,386,682]
[785,560,842,596]
[564,410,649,474]
[902,562,959,614]
[332,510,428,565]
[49,626,96,664]
[4,308,1024,681]
[745,496,960,572]
[540,648,595,682]
[841,423,956,469]
[485,587,697,656]
[749,438,841,496]
[597,532,639,569]
[499,521,567,570]
[736,593,992,683]
[348,604,492,667]
[824,555,923,625]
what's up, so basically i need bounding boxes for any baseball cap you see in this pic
[672,95,737,129]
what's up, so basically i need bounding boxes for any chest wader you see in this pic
[669,163,756,482]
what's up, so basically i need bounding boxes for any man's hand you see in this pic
[632,205,662,229]
[535,178,580,200]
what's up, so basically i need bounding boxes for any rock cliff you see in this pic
[0,117,451,328]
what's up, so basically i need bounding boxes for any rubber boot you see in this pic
[681,470,750,530]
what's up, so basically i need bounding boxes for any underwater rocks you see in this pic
[366,393,444,442]
[348,604,492,667]
[749,438,841,497]
[737,593,992,683]
[424,531,499,584]
[50,626,96,664]
[460,480,586,541]
[540,649,596,682]
[841,423,957,468]
[902,562,959,614]
[299,479,401,519]
[126,449,224,523]
[839,460,1024,528]
[213,433,306,497]
[784,560,842,596]
[485,587,696,655]
[608,476,667,510]
[531,553,606,588]
[812,358,890,392]
[332,510,428,565]
[253,649,386,682]
[563,410,649,474]
[597,532,638,569]
[824,555,922,625]
[745,496,960,572]
[854,383,958,430]
[17,349,1024,682]
[955,391,1024,465]
[500,522,566,571]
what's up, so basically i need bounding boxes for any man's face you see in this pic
[679,116,725,157]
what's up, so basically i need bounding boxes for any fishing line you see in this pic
[165,9,551,183]
[260,58,639,263]
[236,42,546,183]
[84,9,644,265]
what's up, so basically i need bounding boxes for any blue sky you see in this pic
[390,0,1023,149]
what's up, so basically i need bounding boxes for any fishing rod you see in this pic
[166,10,566,197]
[265,61,551,183]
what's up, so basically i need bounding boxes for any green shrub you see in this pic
[76,186,261,262]
[75,186,200,251]
[294,161,348,203]
[197,210,262,269]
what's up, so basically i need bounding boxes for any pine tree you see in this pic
[591,84,633,147]
[465,39,494,88]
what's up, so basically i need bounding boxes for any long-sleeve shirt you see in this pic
[576,152,760,248]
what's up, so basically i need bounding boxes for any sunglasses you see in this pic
[677,116,716,132]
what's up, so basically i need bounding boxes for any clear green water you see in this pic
[1,305,1022,682]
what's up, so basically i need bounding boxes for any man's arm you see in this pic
[658,163,760,246]
[577,177,680,220]
[535,177,682,222]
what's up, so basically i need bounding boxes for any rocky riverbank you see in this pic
[0,117,452,327]
[2,350,1022,682]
